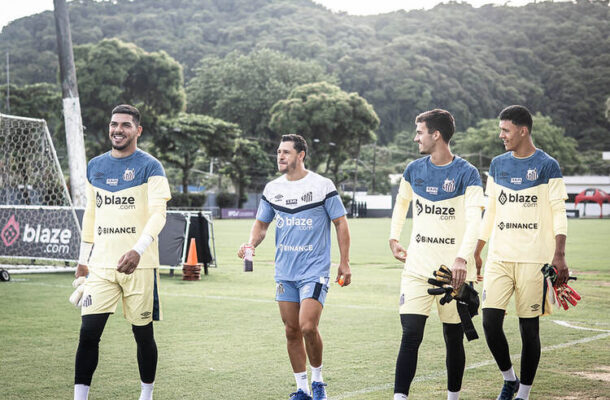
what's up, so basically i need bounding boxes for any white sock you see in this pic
[139,381,154,400]
[311,364,323,383]
[74,384,90,400]
[447,390,460,400]
[394,394,408,400]
[294,371,309,394]
[501,367,517,381]
[516,383,532,399]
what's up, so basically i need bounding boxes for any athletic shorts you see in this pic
[399,271,461,324]
[275,277,329,306]
[482,261,550,317]
[81,268,162,326]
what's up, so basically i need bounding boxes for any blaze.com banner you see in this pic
[0,207,81,261]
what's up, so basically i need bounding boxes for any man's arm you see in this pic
[453,185,484,288]
[332,215,351,286]
[238,220,271,258]
[117,175,170,274]
[475,176,496,281]
[389,177,412,262]
[76,181,96,278]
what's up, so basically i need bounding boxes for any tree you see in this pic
[187,48,335,145]
[74,38,186,157]
[269,82,379,184]
[221,138,275,208]
[453,113,581,174]
[151,113,240,194]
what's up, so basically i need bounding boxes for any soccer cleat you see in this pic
[497,377,520,400]
[289,389,313,400]
[311,381,327,400]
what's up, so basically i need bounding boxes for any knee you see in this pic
[132,323,155,345]
[443,323,464,345]
[299,321,318,340]
[284,323,302,342]
[519,317,539,341]
[482,308,504,336]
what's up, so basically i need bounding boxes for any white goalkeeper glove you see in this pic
[69,276,86,307]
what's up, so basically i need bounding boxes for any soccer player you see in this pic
[238,134,351,400]
[73,105,171,400]
[389,109,484,400]
[474,105,569,400]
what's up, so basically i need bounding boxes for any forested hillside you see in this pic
[1,0,608,149]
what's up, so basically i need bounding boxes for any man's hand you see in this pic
[117,250,140,274]
[237,243,255,259]
[389,239,407,263]
[427,265,455,304]
[336,262,352,287]
[551,252,569,286]
[75,263,89,278]
[451,257,467,289]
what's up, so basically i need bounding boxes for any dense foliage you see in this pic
[1,0,608,151]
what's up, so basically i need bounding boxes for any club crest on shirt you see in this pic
[442,179,455,193]
[123,168,135,181]
[526,168,538,181]
[301,192,313,203]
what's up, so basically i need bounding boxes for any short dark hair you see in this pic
[498,105,532,134]
[281,134,308,160]
[415,109,455,143]
[112,104,141,126]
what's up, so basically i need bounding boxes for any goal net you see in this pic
[0,113,81,267]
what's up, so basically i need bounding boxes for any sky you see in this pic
[0,0,551,29]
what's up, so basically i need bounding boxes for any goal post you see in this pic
[0,113,82,263]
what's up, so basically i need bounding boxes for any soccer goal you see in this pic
[0,113,82,272]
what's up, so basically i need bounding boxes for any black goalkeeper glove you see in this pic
[427,265,457,305]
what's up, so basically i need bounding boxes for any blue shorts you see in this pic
[275,277,330,306]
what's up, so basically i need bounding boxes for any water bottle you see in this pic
[244,246,254,272]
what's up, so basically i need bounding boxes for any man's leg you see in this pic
[443,323,465,397]
[483,308,519,399]
[394,314,427,398]
[279,301,310,396]
[299,298,324,368]
[515,317,540,400]
[132,322,157,400]
[74,313,110,400]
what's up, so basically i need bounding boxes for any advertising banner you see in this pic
[0,206,81,261]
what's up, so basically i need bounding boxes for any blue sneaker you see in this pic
[497,377,520,400]
[311,381,327,400]
[289,389,312,400]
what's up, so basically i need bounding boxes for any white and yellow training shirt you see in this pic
[81,149,171,269]
[390,156,485,280]
[480,149,567,263]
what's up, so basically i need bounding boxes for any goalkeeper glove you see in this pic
[428,265,457,305]
[541,264,581,310]
[69,276,86,307]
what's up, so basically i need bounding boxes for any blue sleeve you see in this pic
[324,194,346,220]
[467,165,483,188]
[256,197,275,223]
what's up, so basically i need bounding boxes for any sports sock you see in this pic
[74,384,90,400]
[311,364,323,382]
[394,394,408,400]
[516,383,532,399]
[501,367,517,381]
[447,390,460,400]
[139,382,154,400]
[294,371,309,394]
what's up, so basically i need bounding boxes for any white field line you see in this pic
[333,321,610,399]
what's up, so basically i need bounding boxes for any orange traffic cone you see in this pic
[186,238,199,265]
[182,238,202,281]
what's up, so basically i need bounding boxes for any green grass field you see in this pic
[1,218,609,399]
